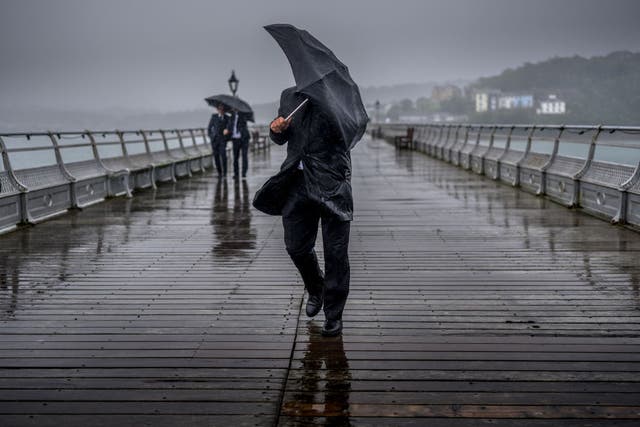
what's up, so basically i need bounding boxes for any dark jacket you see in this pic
[226,112,250,142]
[207,113,230,144]
[253,87,353,221]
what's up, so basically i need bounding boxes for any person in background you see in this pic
[227,108,251,179]
[207,105,230,178]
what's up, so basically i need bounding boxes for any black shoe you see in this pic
[321,319,343,336]
[306,293,323,318]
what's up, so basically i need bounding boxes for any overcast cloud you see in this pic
[1,0,639,111]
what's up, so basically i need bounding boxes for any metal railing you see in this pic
[375,123,640,229]
[0,127,270,235]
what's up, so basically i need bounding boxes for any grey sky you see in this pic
[1,0,639,111]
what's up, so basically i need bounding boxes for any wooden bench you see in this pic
[394,127,414,149]
[251,131,268,151]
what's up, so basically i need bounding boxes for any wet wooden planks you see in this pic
[277,136,640,426]
[0,136,639,426]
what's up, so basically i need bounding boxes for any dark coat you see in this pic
[226,112,251,142]
[252,87,353,221]
[207,113,230,144]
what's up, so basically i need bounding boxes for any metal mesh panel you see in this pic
[628,174,640,195]
[128,153,154,169]
[546,155,585,177]
[500,150,524,165]
[0,172,19,195]
[520,153,550,170]
[484,147,505,161]
[101,157,130,171]
[14,165,68,190]
[580,161,636,187]
[65,160,106,180]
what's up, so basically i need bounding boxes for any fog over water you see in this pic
[1,0,639,113]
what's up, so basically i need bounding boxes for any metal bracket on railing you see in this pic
[47,132,76,182]
[540,125,565,172]
[497,126,516,163]
[159,130,171,154]
[516,125,536,166]
[116,130,130,159]
[487,126,498,149]
[474,125,483,146]
[84,130,110,172]
[460,125,471,151]
[451,125,461,152]
[188,129,199,151]
[175,129,186,150]
[574,124,603,180]
[0,135,28,192]
[139,130,152,156]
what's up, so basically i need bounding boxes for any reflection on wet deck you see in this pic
[1,136,640,426]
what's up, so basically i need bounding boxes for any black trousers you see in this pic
[212,140,227,176]
[232,138,249,177]
[282,173,351,320]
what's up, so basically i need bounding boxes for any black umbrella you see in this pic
[265,24,368,150]
[204,94,254,122]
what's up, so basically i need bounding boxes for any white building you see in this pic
[536,94,566,115]
[497,94,534,109]
[475,91,500,112]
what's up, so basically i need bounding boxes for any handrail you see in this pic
[375,122,640,229]
[0,125,270,235]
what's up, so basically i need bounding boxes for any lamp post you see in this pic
[228,70,239,97]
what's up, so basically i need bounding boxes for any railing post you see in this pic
[497,125,516,164]
[116,130,130,159]
[175,129,186,150]
[572,125,603,207]
[84,130,109,170]
[619,156,640,224]
[47,132,78,207]
[449,125,461,162]
[138,130,158,189]
[513,125,537,187]
[480,125,498,175]
[188,129,206,172]
[47,132,76,182]
[539,126,565,196]
[159,130,171,153]
[139,129,152,155]
[159,130,177,183]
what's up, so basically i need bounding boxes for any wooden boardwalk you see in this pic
[1,136,639,426]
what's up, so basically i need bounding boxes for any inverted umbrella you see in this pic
[204,94,254,122]
[264,24,369,150]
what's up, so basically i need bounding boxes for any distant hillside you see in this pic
[469,51,640,124]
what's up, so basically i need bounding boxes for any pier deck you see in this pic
[1,136,639,426]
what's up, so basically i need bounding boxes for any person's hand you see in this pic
[270,116,291,134]
[223,129,229,135]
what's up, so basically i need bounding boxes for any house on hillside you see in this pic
[475,90,501,112]
[498,93,534,109]
[475,89,536,113]
[431,85,463,103]
[536,94,566,115]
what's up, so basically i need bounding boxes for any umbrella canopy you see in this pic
[264,24,368,150]
[204,94,254,122]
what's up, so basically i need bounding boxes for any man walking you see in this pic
[227,108,251,179]
[207,105,229,178]
[253,87,353,337]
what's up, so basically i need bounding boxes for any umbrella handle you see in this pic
[285,98,309,121]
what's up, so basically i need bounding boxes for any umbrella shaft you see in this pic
[285,98,309,121]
